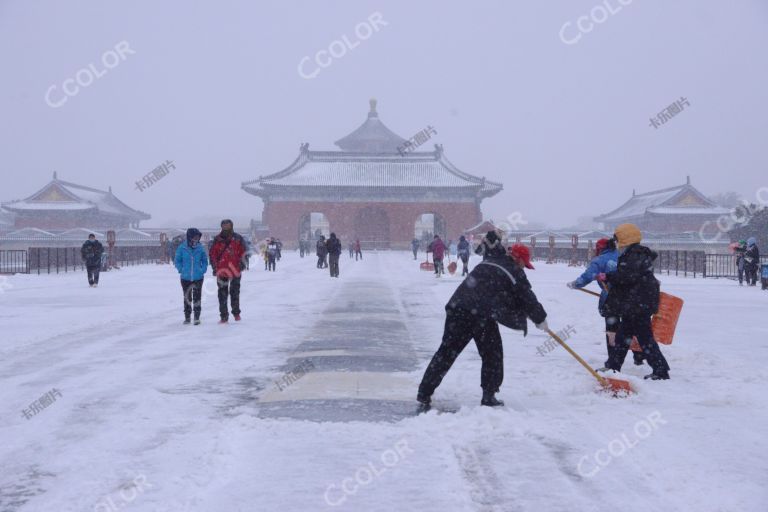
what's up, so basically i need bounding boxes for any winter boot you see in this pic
[234,314,241,321]
[633,352,645,366]
[644,371,670,380]
[219,317,228,324]
[416,393,431,413]
[596,366,619,374]
[183,317,191,325]
[194,319,201,325]
[481,391,504,407]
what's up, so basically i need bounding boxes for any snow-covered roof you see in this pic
[464,220,502,235]
[595,181,727,222]
[244,146,501,198]
[2,173,150,221]
[115,228,152,241]
[55,228,106,240]
[243,101,502,200]
[4,227,56,239]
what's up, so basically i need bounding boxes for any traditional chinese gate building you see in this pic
[594,177,730,234]
[2,172,150,230]
[242,100,503,248]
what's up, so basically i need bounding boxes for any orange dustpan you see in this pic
[420,253,435,271]
[546,328,634,396]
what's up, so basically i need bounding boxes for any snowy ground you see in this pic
[1,251,766,512]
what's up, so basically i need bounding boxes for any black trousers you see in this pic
[606,314,669,374]
[355,250,362,260]
[217,275,241,319]
[267,254,276,271]
[181,279,203,319]
[329,253,340,277]
[459,254,469,275]
[745,264,758,285]
[86,265,100,285]
[413,248,418,260]
[317,255,327,268]
[433,257,444,275]
[418,308,504,398]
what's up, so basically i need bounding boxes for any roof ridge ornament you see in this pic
[368,98,378,118]
[53,171,58,180]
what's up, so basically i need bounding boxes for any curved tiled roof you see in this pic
[243,145,502,198]
[595,182,729,222]
[334,98,407,153]
[3,175,150,221]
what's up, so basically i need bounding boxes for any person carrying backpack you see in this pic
[457,235,471,276]
[209,219,247,323]
[266,237,278,271]
[744,237,760,286]
[81,234,104,287]
[316,236,328,268]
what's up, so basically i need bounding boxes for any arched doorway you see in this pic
[354,206,390,249]
[414,213,446,246]
[298,212,330,242]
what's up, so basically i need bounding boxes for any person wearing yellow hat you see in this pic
[596,224,670,380]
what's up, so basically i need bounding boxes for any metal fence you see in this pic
[20,246,167,274]
[0,250,28,273]
[703,254,768,279]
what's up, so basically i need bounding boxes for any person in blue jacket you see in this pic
[175,228,209,325]
[566,237,643,367]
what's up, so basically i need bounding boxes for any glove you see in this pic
[566,281,577,289]
[595,273,607,282]
[535,320,549,331]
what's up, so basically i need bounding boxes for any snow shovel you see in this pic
[574,286,644,355]
[545,328,633,395]
[447,254,457,275]
[420,253,435,272]
[576,288,601,297]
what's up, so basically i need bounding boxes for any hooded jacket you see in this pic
[175,230,209,281]
[429,238,446,259]
[326,234,342,256]
[604,243,660,317]
[574,248,618,315]
[447,253,547,334]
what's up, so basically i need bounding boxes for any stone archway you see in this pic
[354,206,390,249]
[414,212,446,246]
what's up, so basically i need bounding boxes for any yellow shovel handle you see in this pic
[546,329,607,386]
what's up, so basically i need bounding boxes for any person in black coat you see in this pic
[457,235,471,276]
[417,243,548,410]
[597,223,670,380]
[81,234,104,287]
[744,237,760,286]
[474,230,503,261]
[326,233,342,278]
[316,236,328,268]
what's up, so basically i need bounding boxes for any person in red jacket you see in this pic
[209,219,247,323]
[428,235,446,277]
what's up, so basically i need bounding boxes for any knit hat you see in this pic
[595,238,610,254]
[614,224,642,248]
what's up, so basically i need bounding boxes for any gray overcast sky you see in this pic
[1,0,766,228]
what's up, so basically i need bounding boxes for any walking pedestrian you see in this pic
[266,237,278,271]
[411,238,420,260]
[457,235,471,276]
[326,233,342,277]
[81,234,104,287]
[174,228,208,325]
[417,242,548,411]
[428,235,446,277]
[354,239,363,260]
[316,235,328,268]
[209,219,247,323]
[744,237,760,286]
